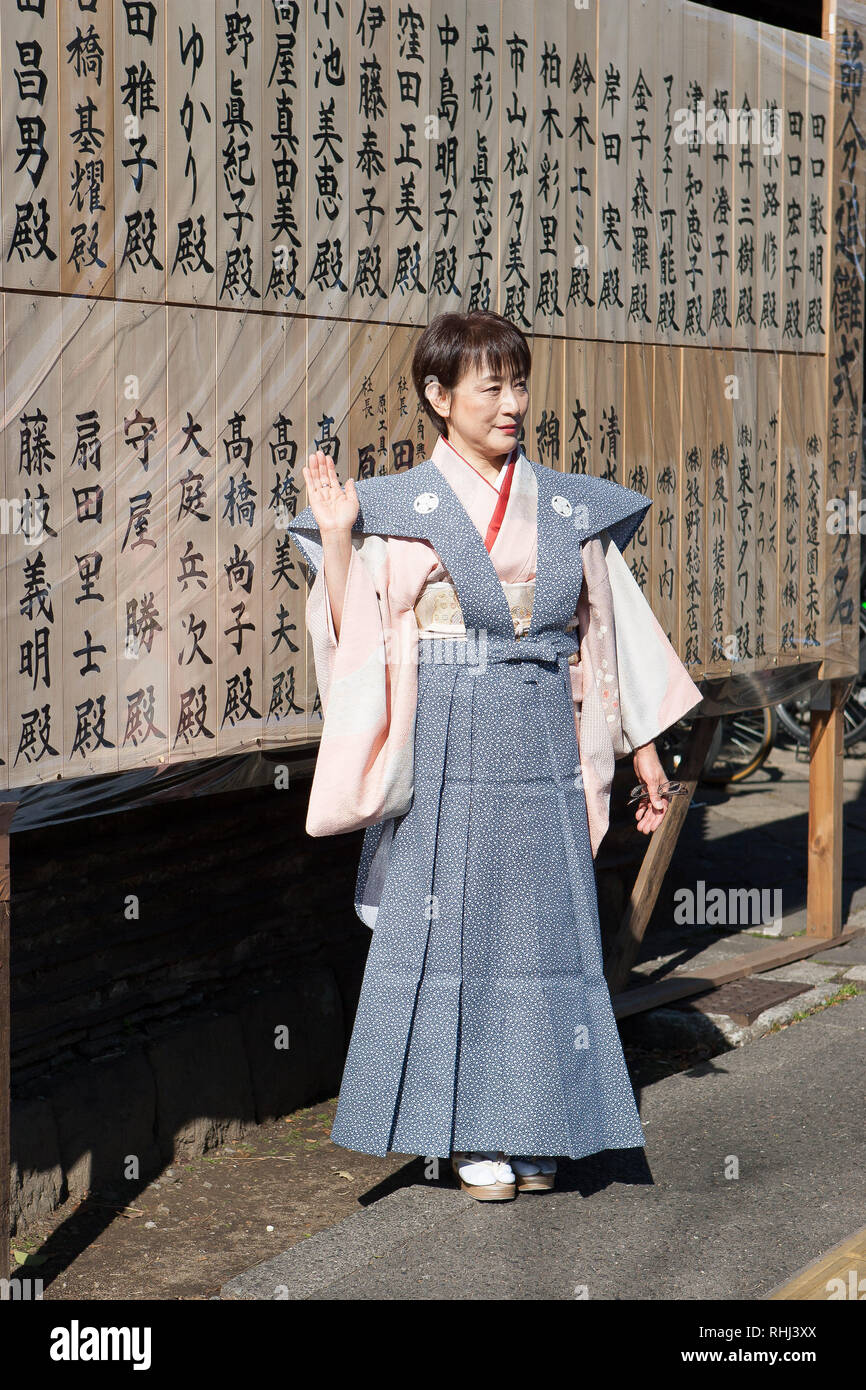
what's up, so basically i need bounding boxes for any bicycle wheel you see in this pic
[700,707,777,784]
[842,596,866,746]
[775,600,866,749]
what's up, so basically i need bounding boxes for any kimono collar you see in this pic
[431,433,518,552]
[431,432,518,493]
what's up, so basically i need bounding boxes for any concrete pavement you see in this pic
[221,744,866,1301]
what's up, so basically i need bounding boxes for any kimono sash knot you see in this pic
[481,629,581,670]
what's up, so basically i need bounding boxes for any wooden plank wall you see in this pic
[0,0,862,794]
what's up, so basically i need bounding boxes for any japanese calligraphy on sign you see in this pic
[0,0,861,791]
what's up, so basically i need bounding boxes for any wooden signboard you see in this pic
[0,0,862,798]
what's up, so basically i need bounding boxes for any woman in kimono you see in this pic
[287,310,703,1201]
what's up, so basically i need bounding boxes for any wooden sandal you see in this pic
[511,1156,557,1192]
[451,1152,517,1200]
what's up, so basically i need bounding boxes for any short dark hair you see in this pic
[411,310,532,439]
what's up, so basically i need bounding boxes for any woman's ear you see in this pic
[425,378,449,424]
[424,375,441,400]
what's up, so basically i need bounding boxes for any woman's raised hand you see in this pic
[303,450,359,535]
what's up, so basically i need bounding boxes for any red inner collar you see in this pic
[438,435,517,552]
[441,434,517,490]
[484,458,515,552]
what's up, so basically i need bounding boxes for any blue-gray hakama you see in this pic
[288,453,697,1160]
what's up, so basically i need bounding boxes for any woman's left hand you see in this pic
[632,741,669,835]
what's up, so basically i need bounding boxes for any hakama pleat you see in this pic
[329,640,647,1161]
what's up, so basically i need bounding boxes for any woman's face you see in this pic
[428,358,529,461]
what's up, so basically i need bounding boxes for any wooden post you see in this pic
[0,801,18,1284]
[806,679,850,938]
[604,715,720,995]
[808,3,866,930]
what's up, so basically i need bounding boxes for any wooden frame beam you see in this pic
[604,715,720,995]
[613,923,865,1018]
[0,800,19,1285]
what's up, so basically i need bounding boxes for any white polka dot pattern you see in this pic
[327,463,648,1163]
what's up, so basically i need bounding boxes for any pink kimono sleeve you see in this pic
[574,531,703,856]
[301,534,421,837]
[602,533,704,750]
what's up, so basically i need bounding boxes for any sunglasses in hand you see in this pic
[626,779,689,807]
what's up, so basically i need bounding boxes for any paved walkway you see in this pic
[222,744,866,1301]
